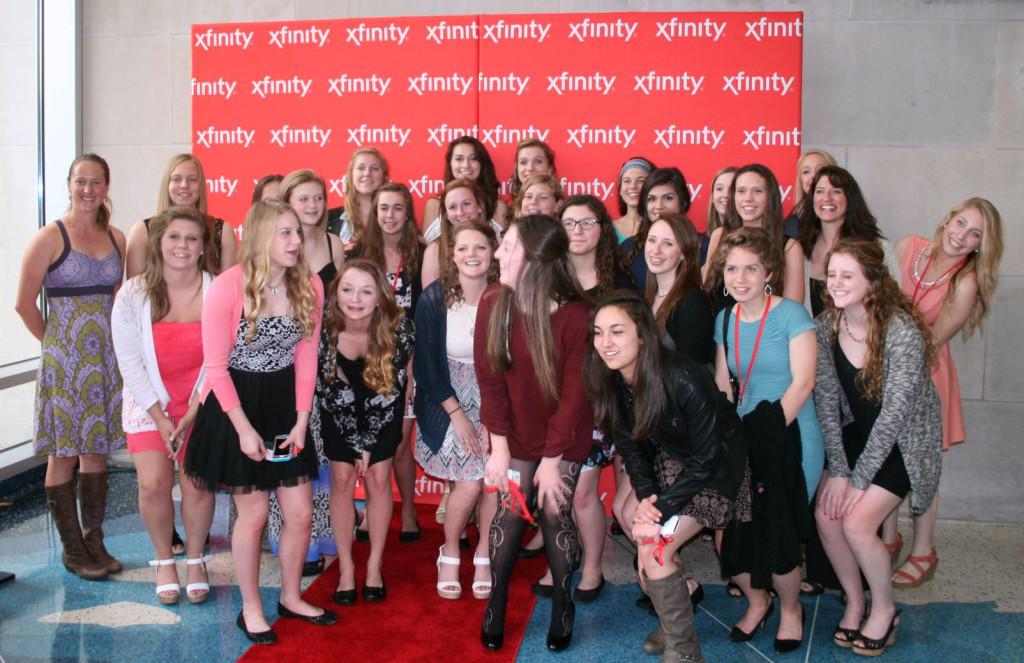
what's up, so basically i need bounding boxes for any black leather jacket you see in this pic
[613,353,729,524]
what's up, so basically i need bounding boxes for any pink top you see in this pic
[199,264,324,413]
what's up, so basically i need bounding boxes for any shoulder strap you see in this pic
[326,233,334,260]
[55,219,71,249]
[722,304,733,378]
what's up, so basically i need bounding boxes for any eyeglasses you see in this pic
[562,217,599,231]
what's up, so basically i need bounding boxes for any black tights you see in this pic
[483,458,581,637]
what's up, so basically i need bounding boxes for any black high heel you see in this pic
[852,609,901,656]
[774,604,805,653]
[480,629,504,651]
[546,602,575,651]
[728,599,775,642]
[236,610,276,645]
[834,605,870,649]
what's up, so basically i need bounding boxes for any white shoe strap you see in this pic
[149,558,176,567]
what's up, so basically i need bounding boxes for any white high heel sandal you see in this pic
[149,558,180,605]
[436,545,462,599]
[472,555,492,599]
[185,554,212,604]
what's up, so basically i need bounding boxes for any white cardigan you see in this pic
[111,274,211,434]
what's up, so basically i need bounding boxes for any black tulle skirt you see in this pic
[184,365,317,493]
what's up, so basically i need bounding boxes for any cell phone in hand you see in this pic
[266,434,292,462]
[507,469,521,485]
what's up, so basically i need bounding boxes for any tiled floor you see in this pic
[1,468,1022,662]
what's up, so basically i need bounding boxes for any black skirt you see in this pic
[184,365,317,493]
[321,400,404,466]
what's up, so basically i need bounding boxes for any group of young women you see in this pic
[16,139,1002,658]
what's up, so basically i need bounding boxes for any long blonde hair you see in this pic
[279,169,329,230]
[343,147,390,243]
[930,197,1003,338]
[792,149,838,208]
[238,200,318,342]
[142,206,209,322]
[156,153,208,214]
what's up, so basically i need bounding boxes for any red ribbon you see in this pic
[485,479,536,526]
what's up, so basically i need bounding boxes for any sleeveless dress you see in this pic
[898,236,965,449]
[34,220,125,456]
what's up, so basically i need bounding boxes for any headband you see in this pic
[619,158,653,180]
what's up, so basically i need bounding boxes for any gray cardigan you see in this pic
[814,310,942,513]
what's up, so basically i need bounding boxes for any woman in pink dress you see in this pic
[885,198,1003,588]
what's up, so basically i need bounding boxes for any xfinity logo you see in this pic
[723,71,795,96]
[566,124,636,149]
[251,76,313,99]
[479,73,530,95]
[191,77,237,99]
[270,125,332,148]
[426,124,480,147]
[194,28,253,51]
[479,125,550,148]
[482,19,551,44]
[568,18,638,42]
[547,72,615,96]
[407,72,474,96]
[328,177,346,197]
[633,71,704,96]
[345,22,409,46]
[327,74,391,97]
[653,125,725,150]
[745,17,803,41]
[268,25,330,48]
[195,126,255,149]
[743,126,801,149]
[425,20,478,45]
[655,17,726,42]
[561,177,615,201]
[346,124,412,147]
[407,175,447,198]
[207,176,238,197]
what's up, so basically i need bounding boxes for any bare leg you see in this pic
[45,455,80,486]
[906,491,939,558]
[613,476,637,545]
[394,420,419,532]
[473,489,497,588]
[844,486,903,641]
[772,568,803,641]
[232,491,271,632]
[277,482,323,615]
[573,468,606,590]
[329,461,358,592]
[363,459,394,587]
[440,479,482,586]
[730,573,773,634]
[815,476,869,634]
[134,452,178,592]
[180,473,215,589]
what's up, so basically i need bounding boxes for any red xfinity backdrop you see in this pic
[192,12,803,231]
[192,12,802,507]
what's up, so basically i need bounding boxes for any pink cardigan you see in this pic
[199,264,324,413]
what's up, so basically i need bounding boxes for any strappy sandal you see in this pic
[185,554,212,604]
[852,609,900,657]
[834,605,870,648]
[149,558,180,605]
[885,532,903,565]
[472,554,492,599]
[436,545,461,599]
[892,548,938,589]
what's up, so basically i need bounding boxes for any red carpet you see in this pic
[239,504,546,662]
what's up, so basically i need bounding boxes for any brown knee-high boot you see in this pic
[78,472,123,574]
[645,570,705,663]
[45,481,108,580]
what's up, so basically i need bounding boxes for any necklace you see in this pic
[267,280,284,295]
[842,312,865,343]
[911,245,963,288]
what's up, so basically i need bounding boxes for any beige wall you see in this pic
[80,1,1023,521]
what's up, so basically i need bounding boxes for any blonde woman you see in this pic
[328,147,389,249]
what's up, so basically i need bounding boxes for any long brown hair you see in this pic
[443,136,500,220]
[440,221,499,308]
[485,215,585,401]
[362,182,424,279]
[644,213,702,333]
[142,206,209,322]
[797,166,882,256]
[823,238,935,402]
[67,154,113,230]
[342,147,390,243]
[705,166,737,235]
[584,292,666,440]
[437,179,486,276]
[621,167,691,275]
[238,200,318,342]
[508,139,557,200]
[560,194,619,297]
[323,259,404,395]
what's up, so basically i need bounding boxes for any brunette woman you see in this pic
[421,179,502,287]
[588,292,745,662]
[815,239,942,656]
[798,166,883,316]
[352,183,425,542]
[476,216,592,652]
[327,147,388,248]
[265,170,345,574]
[700,167,736,266]
[712,228,822,653]
[414,221,500,600]
[612,157,655,244]
[883,198,1004,588]
[787,149,838,238]
[183,200,334,643]
[252,174,283,204]
[16,154,126,580]
[125,153,236,278]
[704,164,805,304]
[621,167,692,287]
[112,206,214,603]
[511,173,564,219]
[423,136,508,235]
[507,138,557,204]
[318,259,414,605]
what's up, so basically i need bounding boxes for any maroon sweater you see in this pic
[473,290,594,462]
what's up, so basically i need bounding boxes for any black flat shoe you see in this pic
[481,629,504,651]
[574,576,605,603]
[332,588,357,606]
[518,545,544,559]
[277,602,339,625]
[610,518,624,536]
[546,603,574,651]
[532,581,553,598]
[302,557,325,577]
[171,529,185,556]
[728,600,775,642]
[774,604,805,653]
[236,610,276,645]
[362,580,386,602]
[689,582,704,608]
[354,528,369,543]
[398,525,422,543]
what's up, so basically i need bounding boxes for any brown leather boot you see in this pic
[646,570,706,663]
[78,472,123,574]
[45,481,108,581]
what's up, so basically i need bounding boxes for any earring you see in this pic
[722,285,729,297]
[764,283,773,296]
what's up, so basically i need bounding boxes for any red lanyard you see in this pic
[734,295,771,407]
[911,251,966,308]
[388,254,404,296]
